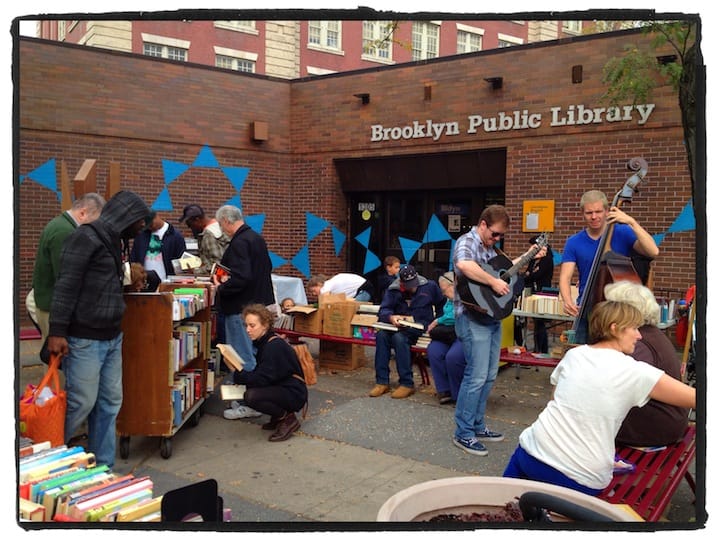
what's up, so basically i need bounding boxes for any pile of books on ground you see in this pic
[19,439,161,522]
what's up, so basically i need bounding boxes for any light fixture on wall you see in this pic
[572,65,583,84]
[251,121,268,142]
[353,92,370,105]
[424,85,432,101]
[483,77,503,90]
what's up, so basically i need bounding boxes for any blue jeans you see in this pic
[225,313,256,371]
[355,290,372,302]
[374,329,416,388]
[64,334,123,469]
[427,339,466,401]
[503,445,602,496]
[453,313,501,439]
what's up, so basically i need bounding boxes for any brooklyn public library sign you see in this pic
[369,103,656,142]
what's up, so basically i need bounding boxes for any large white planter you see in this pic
[377,476,639,522]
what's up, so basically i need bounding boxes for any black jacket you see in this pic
[49,191,150,340]
[217,223,274,314]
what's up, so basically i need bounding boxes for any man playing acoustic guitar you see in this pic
[559,190,659,318]
[452,205,546,456]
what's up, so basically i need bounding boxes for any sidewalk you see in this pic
[16,337,697,526]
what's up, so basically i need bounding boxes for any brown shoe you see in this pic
[369,384,390,397]
[268,413,300,442]
[262,417,282,430]
[391,386,415,399]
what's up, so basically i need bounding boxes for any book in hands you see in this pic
[210,262,231,281]
[397,318,424,330]
[216,343,245,372]
[220,384,247,401]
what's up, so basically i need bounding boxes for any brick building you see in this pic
[17,27,696,323]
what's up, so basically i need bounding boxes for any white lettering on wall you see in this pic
[370,103,656,142]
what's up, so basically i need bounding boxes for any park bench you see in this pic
[599,423,697,522]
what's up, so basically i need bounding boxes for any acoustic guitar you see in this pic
[572,157,648,343]
[456,233,549,320]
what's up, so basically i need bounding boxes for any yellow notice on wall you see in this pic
[522,200,555,232]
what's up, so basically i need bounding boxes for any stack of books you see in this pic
[19,442,161,522]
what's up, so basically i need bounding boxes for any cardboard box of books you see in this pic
[322,301,359,337]
[287,305,323,334]
[350,314,378,340]
[319,341,366,371]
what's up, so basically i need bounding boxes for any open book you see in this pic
[210,262,231,281]
[216,343,245,372]
[220,384,247,401]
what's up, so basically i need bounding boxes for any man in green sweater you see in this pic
[29,193,106,341]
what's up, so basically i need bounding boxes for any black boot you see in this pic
[262,416,282,430]
[268,413,300,442]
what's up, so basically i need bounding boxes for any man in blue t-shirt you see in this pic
[559,189,659,317]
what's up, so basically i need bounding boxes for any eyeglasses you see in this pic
[488,228,505,239]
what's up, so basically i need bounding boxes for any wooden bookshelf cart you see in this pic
[117,283,213,459]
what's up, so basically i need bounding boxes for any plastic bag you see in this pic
[19,354,66,447]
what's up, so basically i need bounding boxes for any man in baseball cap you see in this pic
[178,204,205,225]
[177,203,229,275]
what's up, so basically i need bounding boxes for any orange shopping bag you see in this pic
[19,354,66,447]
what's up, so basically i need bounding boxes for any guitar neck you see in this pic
[502,245,541,282]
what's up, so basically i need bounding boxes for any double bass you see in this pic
[572,157,648,344]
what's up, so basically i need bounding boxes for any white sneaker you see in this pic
[223,404,262,420]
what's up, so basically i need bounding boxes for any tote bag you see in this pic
[19,354,66,447]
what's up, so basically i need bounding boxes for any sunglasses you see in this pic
[488,228,505,239]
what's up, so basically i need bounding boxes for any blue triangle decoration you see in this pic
[423,214,452,243]
[245,213,265,234]
[653,233,666,247]
[355,226,372,248]
[363,248,382,274]
[162,159,191,185]
[667,201,695,233]
[269,250,287,270]
[552,251,563,267]
[291,245,311,278]
[152,187,174,211]
[25,159,57,193]
[398,237,423,264]
[223,194,243,211]
[332,227,346,256]
[223,166,250,192]
[192,145,220,168]
[306,212,330,243]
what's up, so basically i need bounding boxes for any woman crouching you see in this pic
[228,303,308,442]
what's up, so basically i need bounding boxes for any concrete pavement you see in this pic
[16,337,699,528]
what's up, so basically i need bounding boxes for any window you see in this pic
[142,34,190,61]
[308,20,341,50]
[456,24,484,54]
[562,20,583,34]
[57,21,66,41]
[214,46,258,73]
[214,21,258,34]
[411,22,439,61]
[497,33,523,48]
[362,21,393,62]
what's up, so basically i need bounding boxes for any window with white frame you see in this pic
[411,21,439,60]
[562,20,583,34]
[58,21,66,40]
[142,34,190,61]
[214,46,257,73]
[214,21,258,34]
[308,20,341,50]
[456,23,484,54]
[362,20,392,61]
[497,33,523,48]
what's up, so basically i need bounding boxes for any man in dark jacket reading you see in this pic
[47,190,151,468]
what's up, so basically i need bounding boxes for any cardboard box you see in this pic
[323,301,359,337]
[288,305,322,334]
[319,341,366,370]
[351,313,378,340]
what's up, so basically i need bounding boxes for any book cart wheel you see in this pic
[160,437,173,459]
[119,436,130,459]
[189,408,201,427]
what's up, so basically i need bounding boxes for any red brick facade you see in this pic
[18,29,695,324]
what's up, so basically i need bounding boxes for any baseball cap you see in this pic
[399,264,420,289]
[178,204,204,224]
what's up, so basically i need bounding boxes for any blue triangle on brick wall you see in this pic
[223,194,243,211]
[245,213,265,234]
[269,250,287,270]
[291,245,311,278]
[23,158,57,194]
[363,249,381,274]
[306,212,329,243]
[355,226,372,248]
[162,159,191,185]
[332,227,346,256]
[192,145,220,168]
[223,166,250,192]
[152,187,174,211]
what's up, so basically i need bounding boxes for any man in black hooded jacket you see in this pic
[47,190,151,469]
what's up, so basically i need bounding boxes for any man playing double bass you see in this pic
[559,189,659,319]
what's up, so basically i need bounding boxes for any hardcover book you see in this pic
[216,343,245,372]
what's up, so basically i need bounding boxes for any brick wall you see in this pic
[17,29,696,326]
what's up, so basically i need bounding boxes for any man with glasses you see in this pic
[451,205,546,456]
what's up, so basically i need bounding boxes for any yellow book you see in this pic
[19,497,46,521]
[115,495,163,522]
[216,343,245,371]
